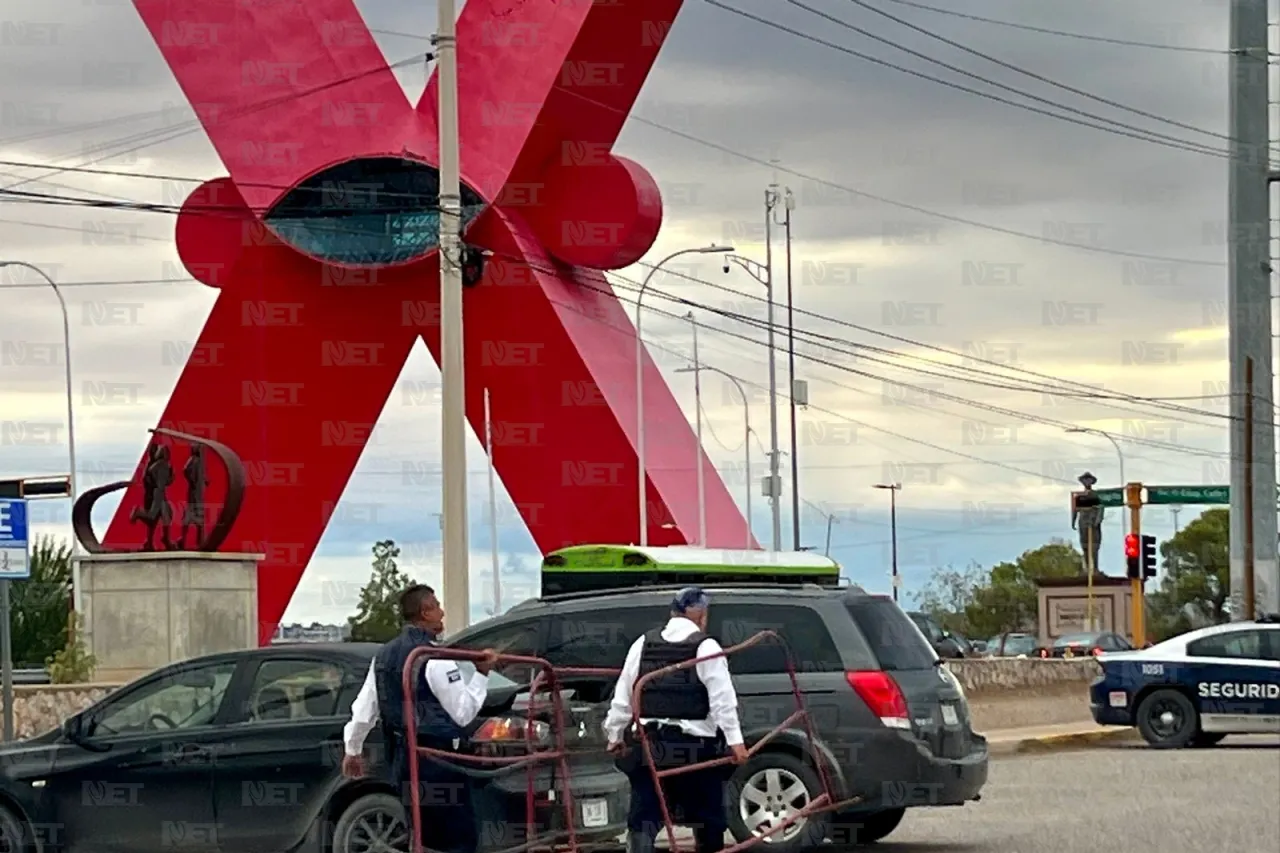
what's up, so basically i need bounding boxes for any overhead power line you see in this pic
[702,0,1232,160]
[879,0,1241,55]
[835,0,1231,142]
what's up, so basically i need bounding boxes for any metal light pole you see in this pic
[634,244,732,546]
[0,261,79,612]
[684,312,706,546]
[1235,0,1279,618]
[483,388,500,616]
[676,365,753,549]
[724,249,782,551]
[1066,427,1125,571]
[775,187,801,551]
[874,483,902,600]
[435,0,470,629]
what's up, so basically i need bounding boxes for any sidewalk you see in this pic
[983,720,1139,756]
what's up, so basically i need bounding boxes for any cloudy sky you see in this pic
[0,0,1268,627]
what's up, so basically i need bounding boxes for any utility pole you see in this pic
[1244,358,1256,619]
[779,188,801,551]
[484,389,500,616]
[764,187,782,551]
[687,312,706,547]
[1231,0,1278,618]
[874,483,901,600]
[436,0,470,630]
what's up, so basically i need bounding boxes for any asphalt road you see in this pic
[880,736,1280,852]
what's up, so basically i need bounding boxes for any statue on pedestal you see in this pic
[1071,471,1104,574]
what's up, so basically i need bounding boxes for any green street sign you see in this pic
[1145,485,1229,505]
[1091,488,1125,508]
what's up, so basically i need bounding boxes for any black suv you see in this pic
[445,584,987,850]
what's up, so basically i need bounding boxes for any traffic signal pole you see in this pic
[1126,482,1145,645]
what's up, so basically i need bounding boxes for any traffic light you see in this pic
[1141,534,1157,579]
[0,476,71,499]
[1125,533,1140,579]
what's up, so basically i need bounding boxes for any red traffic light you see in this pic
[1125,534,1140,558]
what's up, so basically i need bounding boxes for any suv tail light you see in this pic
[845,671,910,730]
[472,717,550,744]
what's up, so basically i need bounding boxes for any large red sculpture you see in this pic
[109,0,755,643]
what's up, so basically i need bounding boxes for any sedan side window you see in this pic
[241,660,346,723]
[1188,630,1266,660]
[89,661,238,738]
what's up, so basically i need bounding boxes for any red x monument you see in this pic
[107,0,754,642]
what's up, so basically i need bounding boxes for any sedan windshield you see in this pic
[1055,633,1100,647]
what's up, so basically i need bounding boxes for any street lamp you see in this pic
[676,364,753,549]
[0,261,79,611]
[635,244,733,546]
[1066,426,1126,569]
[723,252,783,551]
[874,483,902,600]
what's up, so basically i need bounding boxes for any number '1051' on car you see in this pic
[1089,617,1280,748]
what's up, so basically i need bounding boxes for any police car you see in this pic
[1090,616,1280,748]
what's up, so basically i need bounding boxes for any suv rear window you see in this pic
[710,604,843,674]
[845,598,938,671]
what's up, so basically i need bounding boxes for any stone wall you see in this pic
[947,658,1101,697]
[0,684,119,741]
[1,660,1105,740]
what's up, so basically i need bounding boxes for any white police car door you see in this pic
[1184,628,1280,734]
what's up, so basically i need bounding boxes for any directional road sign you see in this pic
[1145,485,1229,505]
[1089,488,1125,508]
[0,498,31,580]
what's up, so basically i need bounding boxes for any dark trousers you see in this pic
[391,736,478,853]
[623,727,729,853]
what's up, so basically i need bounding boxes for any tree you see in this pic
[964,539,1084,638]
[914,563,983,635]
[10,536,73,667]
[47,614,96,684]
[347,540,417,642]
[1145,509,1229,640]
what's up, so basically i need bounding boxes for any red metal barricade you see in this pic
[400,632,860,853]
[628,630,862,853]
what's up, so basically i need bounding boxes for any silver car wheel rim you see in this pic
[348,808,409,853]
[739,767,811,843]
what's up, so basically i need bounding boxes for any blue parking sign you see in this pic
[0,498,31,580]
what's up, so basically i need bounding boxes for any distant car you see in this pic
[1045,631,1133,658]
[0,643,626,853]
[905,612,966,659]
[984,633,1038,658]
[1090,617,1280,747]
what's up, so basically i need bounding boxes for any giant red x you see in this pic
[106,0,755,642]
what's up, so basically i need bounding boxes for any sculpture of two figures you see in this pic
[129,443,210,551]
[72,428,246,555]
[1071,471,1104,573]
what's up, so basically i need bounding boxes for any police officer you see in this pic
[604,588,748,853]
[342,584,497,853]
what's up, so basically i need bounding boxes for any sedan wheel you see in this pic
[1136,689,1198,749]
[334,793,410,853]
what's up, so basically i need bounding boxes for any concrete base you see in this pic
[76,551,262,682]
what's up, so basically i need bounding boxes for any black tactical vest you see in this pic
[636,628,712,720]
[374,624,467,753]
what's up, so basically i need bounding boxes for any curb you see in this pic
[988,727,1141,756]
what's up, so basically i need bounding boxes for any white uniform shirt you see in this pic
[603,616,744,747]
[343,656,489,757]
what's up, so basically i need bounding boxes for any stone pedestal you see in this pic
[1036,574,1135,648]
[75,552,262,683]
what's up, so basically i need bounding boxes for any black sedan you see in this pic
[0,643,627,853]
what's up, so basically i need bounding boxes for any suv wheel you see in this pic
[1135,689,1198,749]
[728,751,828,853]
[332,793,410,853]
[830,807,906,845]
[0,804,29,853]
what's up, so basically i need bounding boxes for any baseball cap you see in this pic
[672,587,710,614]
